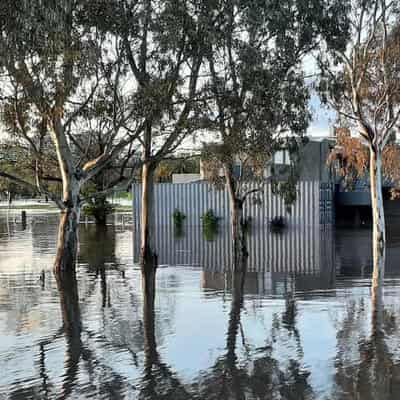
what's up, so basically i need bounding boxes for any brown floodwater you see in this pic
[1,211,400,399]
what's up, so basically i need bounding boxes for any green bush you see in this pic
[172,209,186,237]
[201,209,219,241]
[83,197,115,225]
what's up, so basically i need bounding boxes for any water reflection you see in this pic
[79,226,116,267]
[335,224,400,278]
[198,258,315,400]
[56,272,82,399]
[332,296,400,400]
[2,212,400,399]
[135,224,337,297]
[139,273,193,400]
[134,224,335,274]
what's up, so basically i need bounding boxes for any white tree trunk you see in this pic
[370,147,386,307]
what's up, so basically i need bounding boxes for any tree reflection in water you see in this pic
[332,290,400,400]
[49,258,315,400]
[79,225,117,309]
[138,264,193,399]
[55,272,83,400]
[5,270,121,400]
[5,219,400,399]
[48,271,134,400]
[196,257,314,400]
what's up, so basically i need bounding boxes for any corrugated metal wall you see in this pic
[133,181,328,228]
[132,181,335,274]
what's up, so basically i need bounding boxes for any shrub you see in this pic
[172,209,186,237]
[83,196,115,225]
[201,209,219,241]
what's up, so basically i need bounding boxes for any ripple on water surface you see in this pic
[1,212,400,399]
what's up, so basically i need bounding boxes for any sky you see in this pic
[308,93,335,137]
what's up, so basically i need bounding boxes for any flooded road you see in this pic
[1,211,400,399]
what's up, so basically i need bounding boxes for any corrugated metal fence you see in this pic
[132,181,335,273]
[132,181,333,228]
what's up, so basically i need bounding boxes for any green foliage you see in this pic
[200,0,349,205]
[82,184,115,225]
[0,140,58,200]
[83,197,115,225]
[172,209,186,237]
[269,136,309,211]
[114,191,133,200]
[201,209,219,241]
[0,0,140,212]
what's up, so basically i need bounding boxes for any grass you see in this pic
[0,204,132,212]
[0,204,57,210]
[113,205,132,212]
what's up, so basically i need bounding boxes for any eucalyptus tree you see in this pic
[328,128,400,193]
[0,140,44,202]
[0,1,142,272]
[318,1,400,299]
[201,0,350,265]
[86,0,207,275]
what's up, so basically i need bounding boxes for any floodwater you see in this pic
[1,211,400,399]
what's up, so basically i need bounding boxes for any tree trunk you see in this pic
[231,199,248,269]
[140,160,158,349]
[51,121,82,274]
[225,166,248,269]
[369,147,385,305]
[140,162,157,270]
[54,179,81,273]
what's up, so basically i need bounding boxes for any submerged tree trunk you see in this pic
[231,199,248,268]
[142,257,157,314]
[140,162,157,270]
[369,147,386,305]
[54,179,81,273]
[225,166,248,269]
